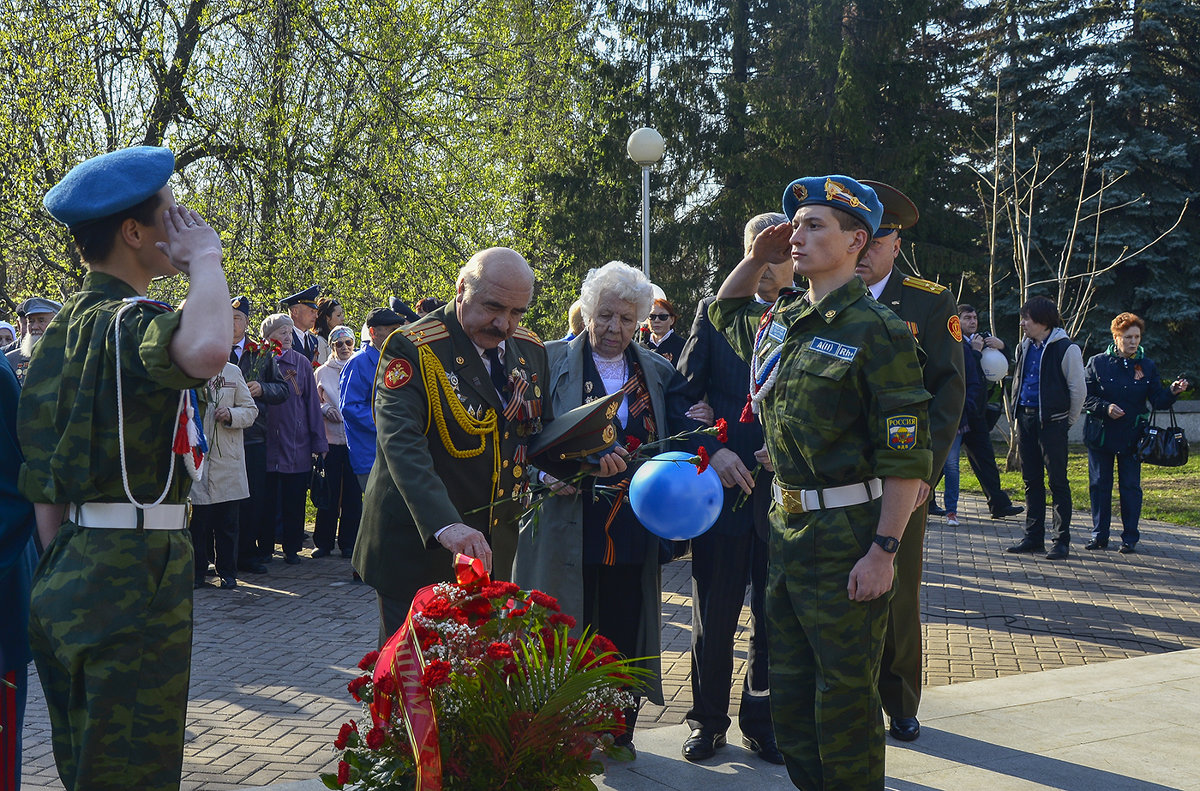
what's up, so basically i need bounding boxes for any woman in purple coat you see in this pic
[260,314,328,564]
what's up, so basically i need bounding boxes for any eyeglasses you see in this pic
[333,339,355,348]
[648,313,671,321]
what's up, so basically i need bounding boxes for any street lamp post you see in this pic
[626,127,665,278]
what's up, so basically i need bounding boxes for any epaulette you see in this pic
[901,275,947,295]
[400,319,450,347]
[511,325,544,347]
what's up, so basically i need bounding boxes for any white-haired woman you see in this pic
[513,261,702,754]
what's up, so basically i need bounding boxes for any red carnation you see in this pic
[481,581,520,599]
[421,598,451,619]
[462,597,493,619]
[337,759,350,785]
[715,417,728,443]
[693,446,710,474]
[347,675,370,701]
[548,612,577,629]
[421,659,452,688]
[486,642,515,661]
[528,590,560,612]
[419,631,441,651]
[357,650,380,671]
[334,720,356,750]
[374,673,397,696]
[592,634,618,661]
[365,724,387,750]
[625,435,642,453]
[507,606,528,619]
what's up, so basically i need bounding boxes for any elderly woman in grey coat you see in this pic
[513,261,700,753]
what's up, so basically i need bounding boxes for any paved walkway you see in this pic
[18,494,1200,789]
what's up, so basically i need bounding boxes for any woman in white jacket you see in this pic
[190,362,258,588]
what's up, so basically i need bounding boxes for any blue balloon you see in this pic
[628,451,724,540]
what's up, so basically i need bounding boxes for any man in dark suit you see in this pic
[675,212,794,765]
[858,182,965,742]
[282,285,326,363]
[353,247,624,644]
[229,296,289,573]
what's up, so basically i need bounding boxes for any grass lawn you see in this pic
[946,442,1200,527]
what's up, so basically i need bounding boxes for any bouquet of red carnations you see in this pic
[241,338,284,383]
[324,556,648,791]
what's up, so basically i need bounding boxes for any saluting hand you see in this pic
[156,205,222,275]
[436,524,492,574]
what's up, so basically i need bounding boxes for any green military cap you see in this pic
[530,391,623,479]
[860,180,919,237]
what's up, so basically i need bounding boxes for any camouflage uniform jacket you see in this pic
[17,272,205,506]
[353,303,550,602]
[710,278,932,489]
[873,272,966,480]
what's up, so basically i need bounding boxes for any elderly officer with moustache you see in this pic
[855,181,965,743]
[5,297,63,386]
[354,247,625,644]
[711,175,932,790]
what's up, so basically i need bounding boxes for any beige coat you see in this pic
[191,362,258,505]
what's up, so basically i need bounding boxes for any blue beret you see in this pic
[43,146,175,228]
[281,285,320,308]
[232,296,250,316]
[18,297,62,316]
[781,175,883,236]
[860,180,919,237]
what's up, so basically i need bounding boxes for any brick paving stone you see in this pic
[19,497,1200,788]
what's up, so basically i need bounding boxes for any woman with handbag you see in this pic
[1083,313,1189,553]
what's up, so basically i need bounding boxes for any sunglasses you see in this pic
[648,313,672,321]
[333,339,355,348]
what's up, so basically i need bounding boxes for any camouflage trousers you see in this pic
[766,499,892,791]
[878,502,927,719]
[28,519,194,791]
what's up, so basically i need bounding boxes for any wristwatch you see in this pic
[873,535,900,553]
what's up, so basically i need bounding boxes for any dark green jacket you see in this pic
[874,272,966,482]
[353,304,550,604]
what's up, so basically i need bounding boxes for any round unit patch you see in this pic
[383,358,413,389]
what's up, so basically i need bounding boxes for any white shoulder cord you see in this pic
[114,299,183,508]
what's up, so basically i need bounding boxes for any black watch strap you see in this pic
[873,534,900,553]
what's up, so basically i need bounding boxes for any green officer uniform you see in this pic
[18,272,203,791]
[711,277,931,791]
[873,272,965,723]
[354,303,549,643]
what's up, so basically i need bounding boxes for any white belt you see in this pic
[771,478,883,514]
[70,502,189,530]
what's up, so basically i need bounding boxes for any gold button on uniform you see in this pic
[511,465,522,478]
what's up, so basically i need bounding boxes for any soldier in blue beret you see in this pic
[710,175,932,790]
[282,284,328,363]
[20,145,232,791]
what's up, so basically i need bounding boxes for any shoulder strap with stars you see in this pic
[511,325,544,347]
[901,275,947,295]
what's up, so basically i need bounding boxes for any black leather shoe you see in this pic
[682,729,726,762]
[992,505,1024,519]
[1006,539,1045,554]
[1085,539,1108,550]
[889,716,920,741]
[284,553,302,565]
[743,735,785,764]
[219,577,237,589]
[311,548,332,558]
[928,503,946,516]
[1045,543,1069,560]
[1118,543,1136,554]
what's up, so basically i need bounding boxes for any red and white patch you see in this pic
[948,315,963,343]
[383,358,413,389]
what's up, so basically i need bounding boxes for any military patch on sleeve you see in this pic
[948,314,963,342]
[886,415,918,450]
[809,336,858,361]
[383,358,414,389]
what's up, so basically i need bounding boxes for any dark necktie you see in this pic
[484,347,508,402]
[229,346,239,364]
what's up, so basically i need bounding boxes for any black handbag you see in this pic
[1083,413,1106,450]
[1136,407,1189,467]
[309,455,335,509]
